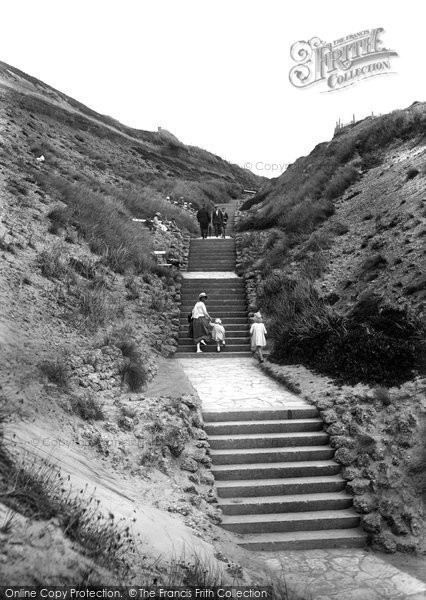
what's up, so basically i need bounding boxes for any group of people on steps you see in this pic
[189,293,267,361]
[196,204,228,238]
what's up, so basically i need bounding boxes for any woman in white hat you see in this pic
[191,292,211,352]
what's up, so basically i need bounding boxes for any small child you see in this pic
[250,312,267,363]
[210,318,226,352]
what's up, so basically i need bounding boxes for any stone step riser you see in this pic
[181,285,245,290]
[213,464,341,480]
[175,352,252,358]
[205,420,323,435]
[180,303,247,309]
[209,434,328,449]
[222,515,360,535]
[179,326,249,333]
[176,346,250,353]
[211,448,334,464]
[216,480,347,498]
[180,318,248,325]
[220,497,353,516]
[180,294,246,300]
[203,409,319,421]
[179,338,250,345]
[239,534,366,551]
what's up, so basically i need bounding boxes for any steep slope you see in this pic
[0,62,266,584]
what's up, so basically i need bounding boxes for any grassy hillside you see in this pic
[236,102,426,385]
[0,62,267,584]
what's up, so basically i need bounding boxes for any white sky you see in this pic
[0,0,424,178]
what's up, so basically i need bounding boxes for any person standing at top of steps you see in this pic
[220,207,229,238]
[191,292,212,352]
[212,206,223,237]
[196,203,211,239]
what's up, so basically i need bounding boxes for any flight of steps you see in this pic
[204,408,366,551]
[176,276,251,357]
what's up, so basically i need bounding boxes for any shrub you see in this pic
[70,393,104,420]
[37,245,69,279]
[120,361,147,392]
[323,164,361,200]
[39,358,69,388]
[406,168,419,180]
[37,176,156,274]
[47,205,70,234]
[268,282,425,385]
[72,285,114,331]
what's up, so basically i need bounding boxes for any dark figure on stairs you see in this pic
[191,292,211,352]
[212,205,223,237]
[196,204,211,239]
[221,207,229,238]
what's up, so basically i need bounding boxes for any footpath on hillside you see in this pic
[174,199,426,600]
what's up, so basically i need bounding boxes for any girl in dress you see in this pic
[250,312,267,363]
[210,318,226,352]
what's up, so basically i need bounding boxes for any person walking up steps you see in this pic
[250,312,267,363]
[220,207,229,238]
[191,292,211,352]
[212,205,223,237]
[210,318,226,352]
[196,203,211,239]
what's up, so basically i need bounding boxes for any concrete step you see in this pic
[212,460,341,480]
[208,431,329,449]
[238,528,366,551]
[176,344,251,353]
[179,325,250,333]
[180,292,245,298]
[210,446,334,465]
[182,311,248,318]
[180,317,249,325]
[180,304,247,311]
[175,351,253,358]
[219,492,353,515]
[203,408,319,422]
[221,509,360,534]
[181,281,244,288]
[215,476,347,498]
[178,337,250,345]
[205,418,323,435]
[180,292,246,299]
[188,267,236,271]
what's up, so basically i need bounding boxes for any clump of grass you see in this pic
[406,167,419,180]
[115,340,148,392]
[373,387,392,406]
[70,393,104,421]
[72,285,114,331]
[39,357,69,388]
[323,163,361,200]
[120,361,147,392]
[47,205,70,234]
[0,449,135,574]
[37,244,69,279]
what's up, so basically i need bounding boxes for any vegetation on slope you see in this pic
[236,103,426,385]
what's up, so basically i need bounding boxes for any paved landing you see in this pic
[263,548,426,599]
[178,357,308,412]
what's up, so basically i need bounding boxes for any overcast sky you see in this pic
[1,1,424,178]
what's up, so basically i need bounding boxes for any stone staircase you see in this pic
[204,408,366,551]
[175,199,366,550]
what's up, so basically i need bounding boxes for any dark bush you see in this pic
[70,394,104,420]
[406,168,419,180]
[265,276,425,385]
